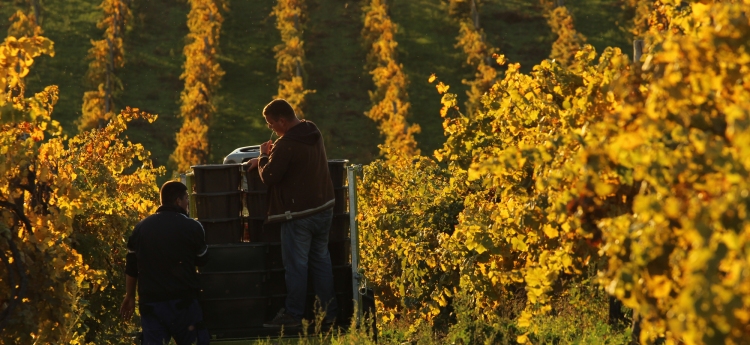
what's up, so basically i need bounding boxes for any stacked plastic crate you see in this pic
[190,160,354,339]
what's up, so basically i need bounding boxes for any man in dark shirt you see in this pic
[245,99,338,328]
[120,181,209,345]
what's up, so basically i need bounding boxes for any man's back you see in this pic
[259,120,335,222]
[127,205,208,303]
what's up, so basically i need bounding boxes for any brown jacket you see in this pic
[258,120,335,223]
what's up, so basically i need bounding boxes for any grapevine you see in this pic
[77,0,131,131]
[170,0,225,172]
[544,1,587,67]
[448,0,498,117]
[273,0,314,118]
[1,24,163,343]
[361,0,420,158]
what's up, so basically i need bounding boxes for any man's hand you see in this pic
[260,140,273,155]
[243,157,259,171]
[120,295,135,321]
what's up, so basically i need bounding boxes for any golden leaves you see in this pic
[77,0,131,132]
[362,0,420,159]
[353,2,750,343]
[357,154,465,321]
[546,6,587,67]
[1,29,162,341]
[0,34,54,106]
[171,0,224,171]
[273,0,312,117]
[435,82,450,95]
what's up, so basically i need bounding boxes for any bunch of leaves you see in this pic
[361,0,420,158]
[448,0,498,117]
[1,27,163,343]
[359,8,626,337]
[78,0,132,131]
[170,0,226,172]
[68,108,163,344]
[273,0,314,117]
[7,9,41,38]
[442,0,750,343]
[435,46,631,342]
[1,11,53,107]
[588,1,750,343]
[358,1,750,344]
[543,3,587,67]
[357,147,465,324]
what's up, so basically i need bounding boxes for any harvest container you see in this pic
[245,191,267,218]
[191,164,242,193]
[200,218,242,244]
[198,243,268,273]
[199,270,268,299]
[333,187,348,213]
[328,159,348,188]
[194,191,241,219]
[194,159,363,340]
[330,213,350,241]
[245,218,281,242]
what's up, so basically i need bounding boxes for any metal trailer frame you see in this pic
[347,164,363,323]
[176,163,366,342]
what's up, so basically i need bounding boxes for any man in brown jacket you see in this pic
[245,99,338,328]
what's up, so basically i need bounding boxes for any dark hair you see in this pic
[263,99,296,121]
[160,181,188,206]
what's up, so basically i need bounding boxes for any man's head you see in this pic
[263,99,300,137]
[160,180,189,211]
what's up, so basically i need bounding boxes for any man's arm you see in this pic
[121,228,139,321]
[195,222,209,266]
[120,274,137,320]
[258,139,293,185]
[196,247,209,266]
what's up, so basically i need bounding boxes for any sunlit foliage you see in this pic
[449,0,498,118]
[170,0,225,172]
[362,0,420,158]
[359,1,750,344]
[1,26,163,343]
[78,0,131,131]
[544,2,587,67]
[273,0,314,118]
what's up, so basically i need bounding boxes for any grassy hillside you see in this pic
[390,0,474,156]
[1,0,631,171]
[304,0,380,163]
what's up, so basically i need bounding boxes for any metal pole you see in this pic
[183,172,196,218]
[347,165,362,321]
[633,39,644,63]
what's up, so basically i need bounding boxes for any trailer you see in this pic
[181,155,371,341]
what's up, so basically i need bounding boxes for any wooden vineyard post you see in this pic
[347,164,363,322]
[634,39,644,63]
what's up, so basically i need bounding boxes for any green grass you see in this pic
[210,0,279,164]
[566,0,632,56]
[1,0,631,169]
[1,0,99,131]
[390,0,473,156]
[304,0,380,164]
[482,0,554,72]
[119,0,188,170]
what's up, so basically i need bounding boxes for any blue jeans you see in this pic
[281,208,338,321]
[140,299,209,345]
